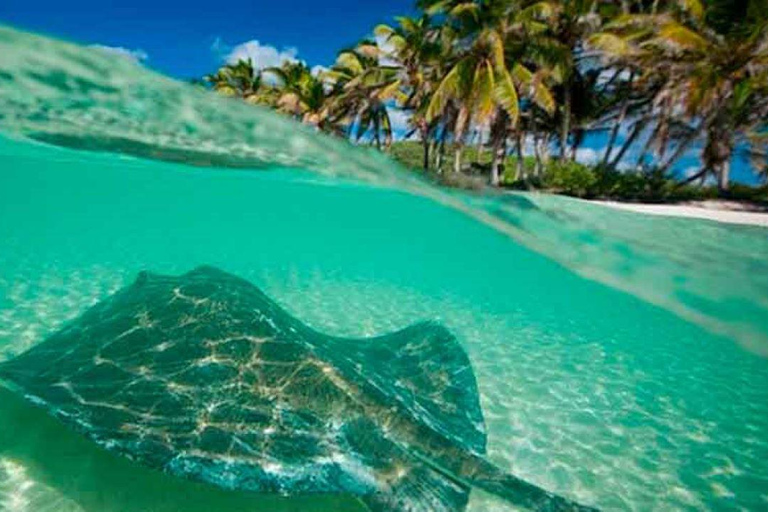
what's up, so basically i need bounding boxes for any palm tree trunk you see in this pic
[570,130,583,162]
[373,119,381,150]
[658,127,700,174]
[453,144,463,174]
[707,127,733,193]
[436,136,445,173]
[602,72,633,166]
[453,106,469,174]
[610,117,647,170]
[533,132,543,176]
[560,84,572,159]
[635,125,660,169]
[679,168,707,186]
[428,139,436,169]
[489,111,509,186]
[602,115,624,166]
[417,121,430,171]
[475,126,484,163]
[700,119,734,193]
[490,138,504,186]
[515,131,525,181]
[718,159,731,192]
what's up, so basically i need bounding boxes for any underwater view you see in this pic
[1,17,768,512]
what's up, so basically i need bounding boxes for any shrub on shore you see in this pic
[388,141,768,205]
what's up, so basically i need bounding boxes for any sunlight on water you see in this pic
[0,458,83,512]
[1,24,768,355]
[2,24,768,357]
[1,24,768,512]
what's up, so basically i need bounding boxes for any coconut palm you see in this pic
[376,15,443,169]
[424,1,515,176]
[515,0,611,159]
[425,0,558,183]
[204,59,273,105]
[326,42,405,149]
[594,0,768,191]
[263,62,346,134]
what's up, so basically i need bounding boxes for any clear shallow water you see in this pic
[1,25,768,512]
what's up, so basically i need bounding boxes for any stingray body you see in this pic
[0,266,595,511]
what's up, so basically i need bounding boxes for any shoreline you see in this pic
[589,199,768,227]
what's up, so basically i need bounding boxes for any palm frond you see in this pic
[493,67,520,125]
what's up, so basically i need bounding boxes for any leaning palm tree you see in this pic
[426,0,557,183]
[594,0,768,191]
[376,14,442,170]
[425,2,520,177]
[265,62,343,135]
[204,59,273,105]
[515,0,611,159]
[326,42,405,149]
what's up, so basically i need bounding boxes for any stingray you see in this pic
[0,266,595,512]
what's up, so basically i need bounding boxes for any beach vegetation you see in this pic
[203,0,768,199]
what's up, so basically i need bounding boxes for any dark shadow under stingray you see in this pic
[0,386,367,512]
[0,266,596,512]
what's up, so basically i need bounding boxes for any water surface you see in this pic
[1,25,768,511]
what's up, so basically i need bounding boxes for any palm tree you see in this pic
[594,0,768,191]
[425,0,557,183]
[326,42,405,149]
[376,14,442,170]
[204,59,272,105]
[515,0,609,160]
[264,62,342,133]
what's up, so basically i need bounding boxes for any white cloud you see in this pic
[222,40,299,69]
[90,45,148,63]
[574,147,601,164]
[311,65,328,77]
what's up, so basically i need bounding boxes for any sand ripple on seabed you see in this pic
[0,264,129,361]
[0,458,83,512]
[1,268,768,511]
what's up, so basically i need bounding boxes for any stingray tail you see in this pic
[414,451,598,511]
[467,457,597,511]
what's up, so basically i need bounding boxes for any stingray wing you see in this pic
[0,267,482,511]
[0,267,595,512]
[318,321,487,456]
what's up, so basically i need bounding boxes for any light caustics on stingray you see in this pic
[0,23,767,359]
[0,266,596,512]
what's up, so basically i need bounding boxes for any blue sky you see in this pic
[0,0,415,79]
[0,0,763,183]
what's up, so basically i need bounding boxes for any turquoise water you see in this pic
[1,25,768,511]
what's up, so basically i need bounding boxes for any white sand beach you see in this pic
[592,200,768,227]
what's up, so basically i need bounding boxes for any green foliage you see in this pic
[388,141,427,172]
[202,0,768,199]
[540,160,597,197]
[595,0,768,192]
[390,139,768,204]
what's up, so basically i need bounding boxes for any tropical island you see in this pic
[200,0,768,210]
[2,4,768,510]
